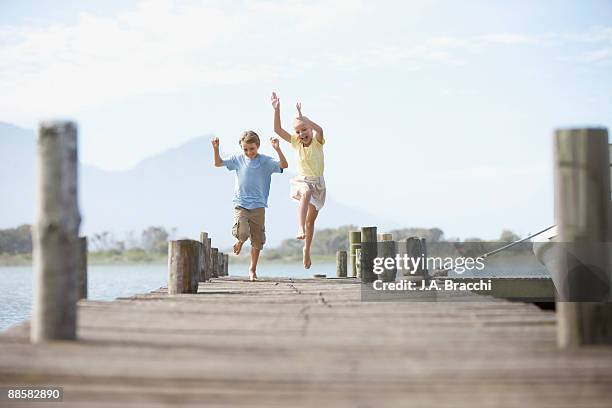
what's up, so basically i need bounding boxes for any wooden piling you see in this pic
[207,238,212,277]
[360,227,378,283]
[349,231,361,278]
[404,237,428,278]
[168,240,200,294]
[217,252,225,277]
[200,232,210,281]
[77,237,87,300]
[355,248,362,278]
[31,121,81,343]
[224,254,229,276]
[192,241,202,292]
[336,250,348,277]
[211,248,219,278]
[378,233,393,241]
[379,240,397,283]
[554,128,612,348]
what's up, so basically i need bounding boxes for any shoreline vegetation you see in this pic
[0,251,337,266]
[0,224,525,267]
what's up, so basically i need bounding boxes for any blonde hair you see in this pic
[239,130,260,147]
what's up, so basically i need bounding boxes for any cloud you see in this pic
[246,0,367,32]
[358,26,612,69]
[0,0,365,119]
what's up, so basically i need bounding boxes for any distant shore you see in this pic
[0,251,336,267]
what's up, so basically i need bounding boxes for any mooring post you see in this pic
[31,121,81,343]
[192,241,202,292]
[207,238,213,277]
[200,232,210,281]
[404,237,428,278]
[336,250,348,277]
[217,252,223,277]
[211,248,219,278]
[168,240,200,294]
[77,236,88,300]
[378,234,396,282]
[224,253,229,276]
[360,226,378,283]
[554,128,612,348]
[349,231,361,278]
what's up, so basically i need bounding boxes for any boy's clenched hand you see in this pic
[211,137,220,149]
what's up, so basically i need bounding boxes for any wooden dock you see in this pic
[2,276,612,407]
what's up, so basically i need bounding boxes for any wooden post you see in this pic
[378,233,393,241]
[168,240,200,294]
[200,232,210,281]
[211,248,219,278]
[224,254,229,276]
[360,226,378,283]
[355,248,362,278]
[31,121,81,343]
[207,238,213,278]
[336,250,347,277]
[404,237,428,278]
[217,252,223,277]
[379,239,397,283]
[192,241,201,293]
[349,231,361,278]
[554,128,612,348]
[77,237,87,300]
[217,252,225,277]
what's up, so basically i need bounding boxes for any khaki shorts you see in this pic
[232,206,266,250]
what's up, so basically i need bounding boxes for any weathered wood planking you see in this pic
[1,277,612,407]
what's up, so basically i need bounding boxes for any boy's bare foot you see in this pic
[303,248,312,269]
[296,227,306,240]
[249,270,258,281]
[233,240,244,255]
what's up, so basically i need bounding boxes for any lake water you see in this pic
[0,259,548,332]
[0,262,336,331]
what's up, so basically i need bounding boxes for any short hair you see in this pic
[239,130,260,147]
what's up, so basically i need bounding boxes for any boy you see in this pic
[212,130,288,281]
[271,92,325,269]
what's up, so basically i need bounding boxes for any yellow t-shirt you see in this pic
[290,135,325,178]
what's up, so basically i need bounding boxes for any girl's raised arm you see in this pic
[271,92,292,143]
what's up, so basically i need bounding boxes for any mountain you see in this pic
[0,122,388,247]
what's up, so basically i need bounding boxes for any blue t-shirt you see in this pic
[222,154,283,209]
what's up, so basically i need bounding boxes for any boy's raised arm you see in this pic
[270,137,288,169]
[211,137,223,167]
[271,92,292,143]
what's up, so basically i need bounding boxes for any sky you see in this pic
[1,0,611,240]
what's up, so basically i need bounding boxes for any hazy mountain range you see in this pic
[0,122,389,247]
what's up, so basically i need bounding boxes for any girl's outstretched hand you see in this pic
[296,102,302,118]
[270,137,280,150]
[271,92,280,110]
[211,137,219,149]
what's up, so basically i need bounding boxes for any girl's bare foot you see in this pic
[303,248,312,269]
[249,270,258,281]
[296,226,306,240]
[233,240,244,255]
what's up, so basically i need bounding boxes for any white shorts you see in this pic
[290,175,326,211]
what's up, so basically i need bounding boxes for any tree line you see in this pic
[0,225,174,255]
[0,224,522,256]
